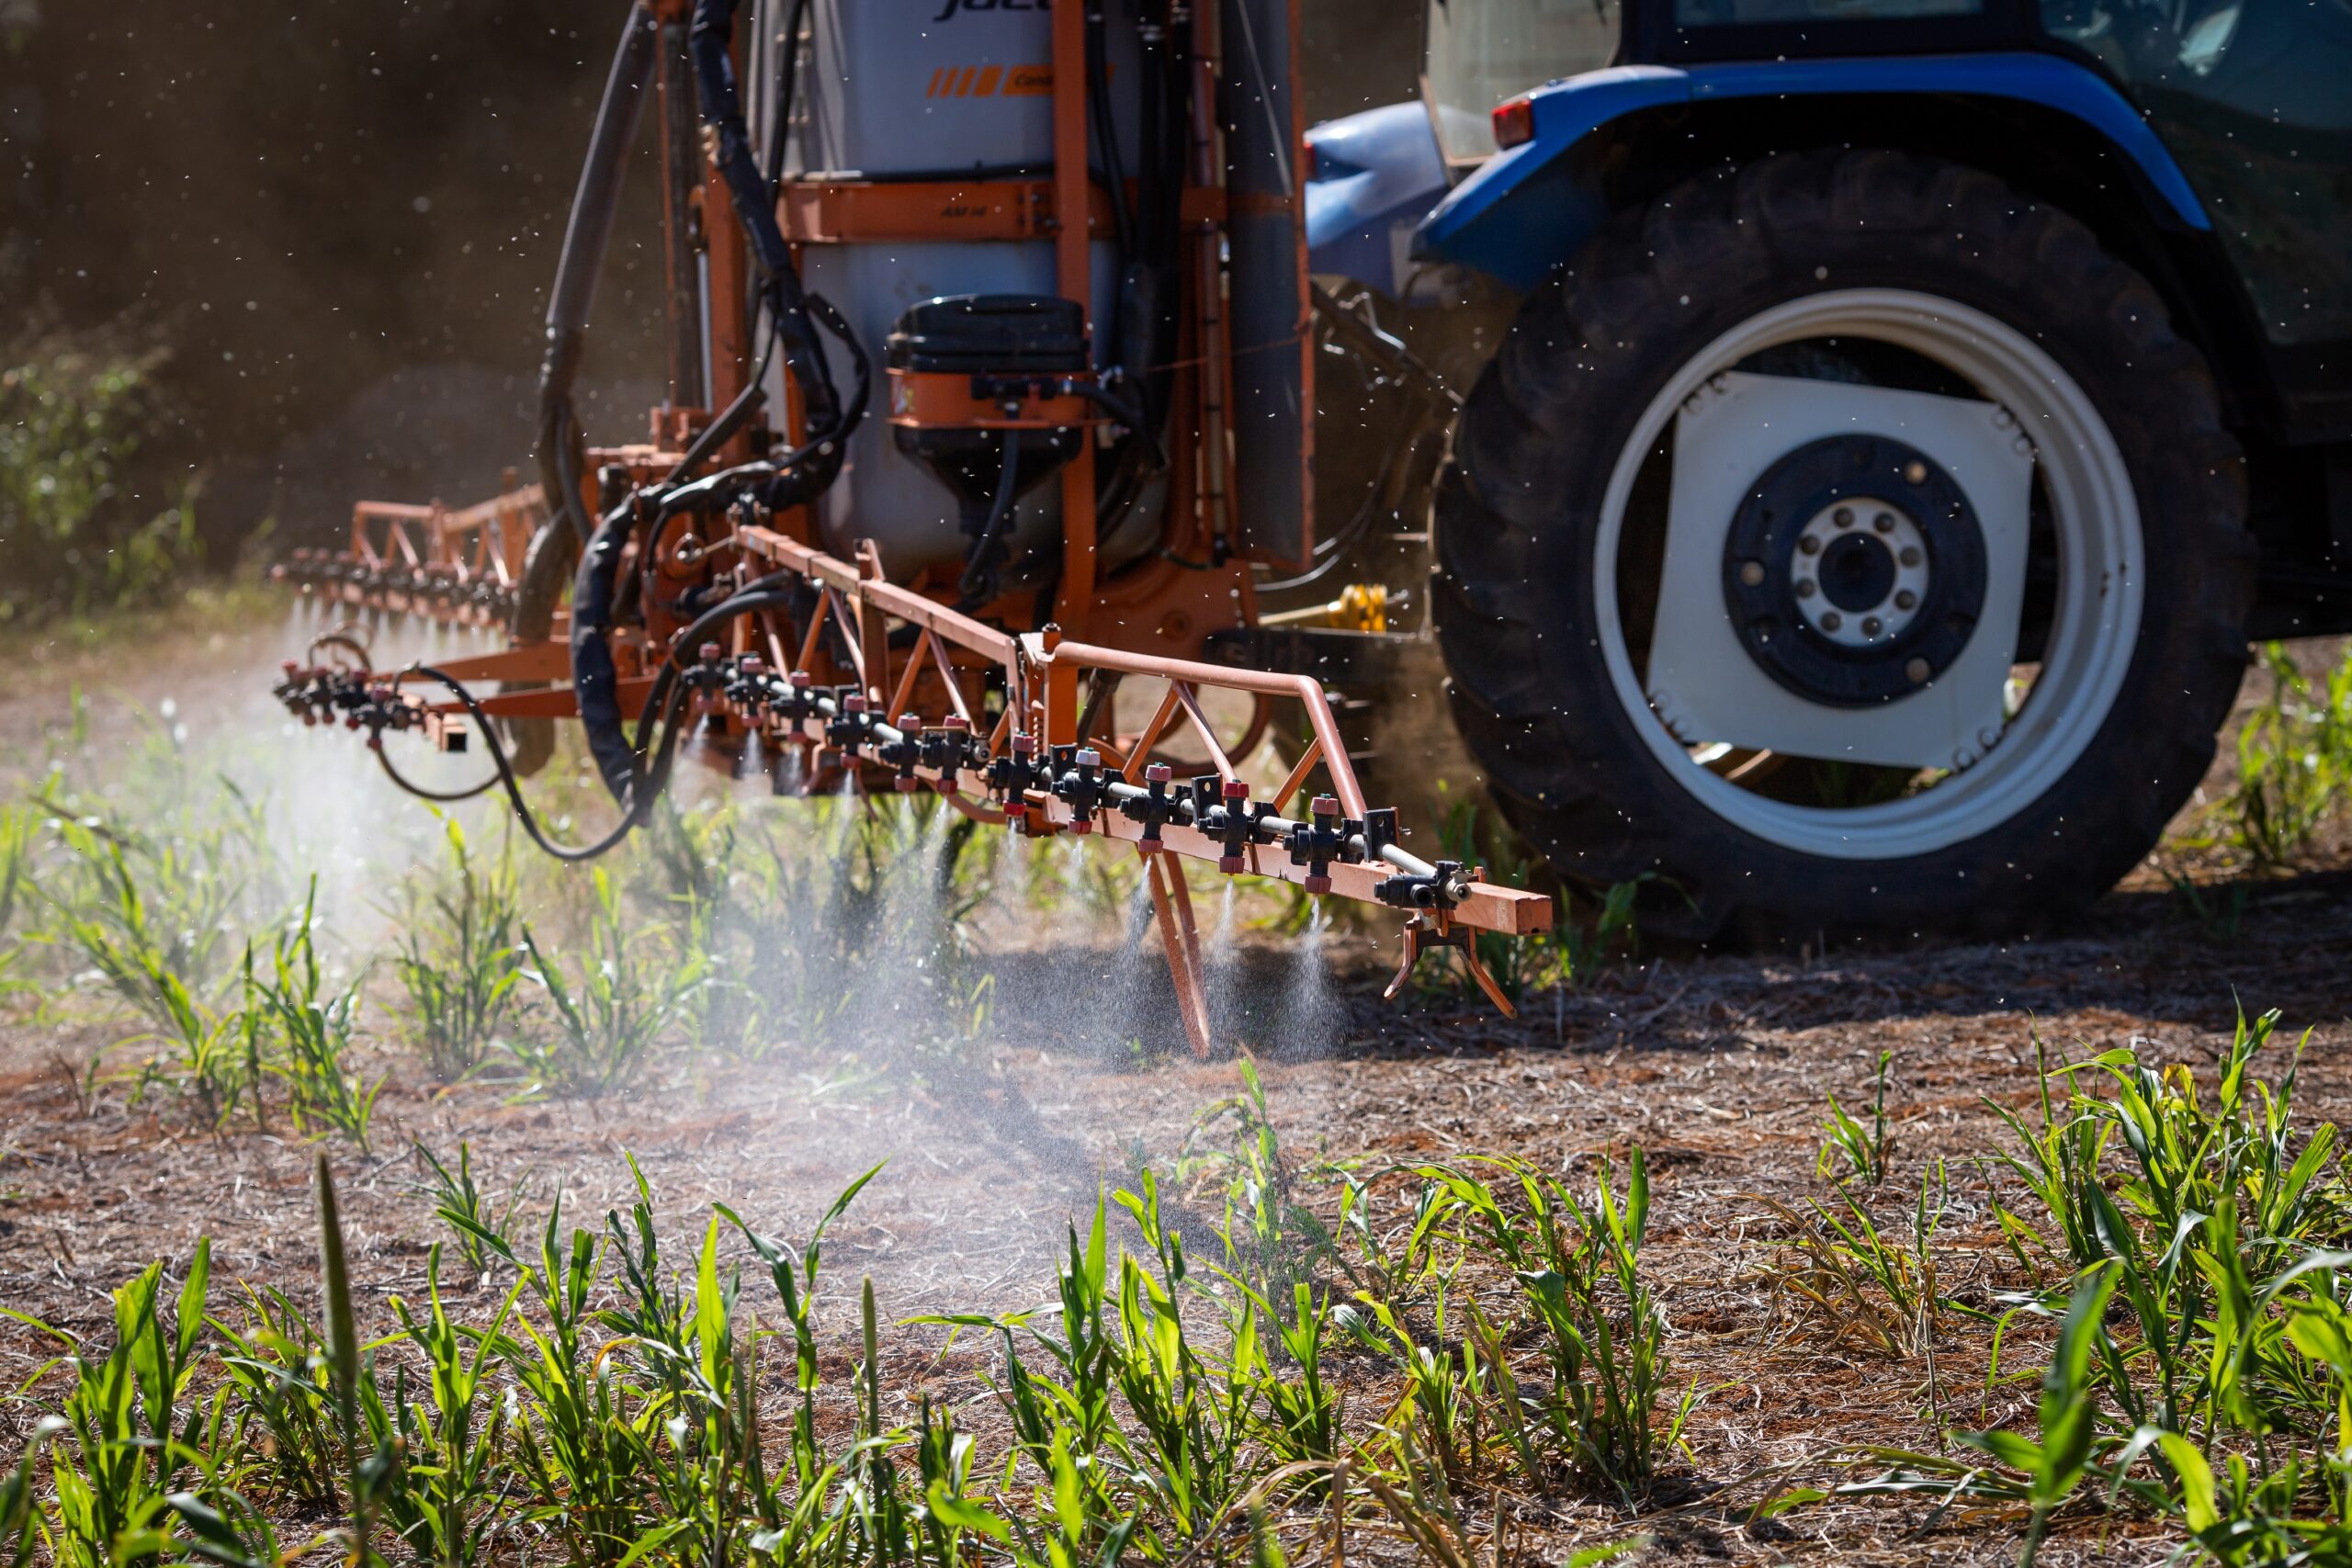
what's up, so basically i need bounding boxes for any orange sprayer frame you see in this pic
[272,0,1549,1052]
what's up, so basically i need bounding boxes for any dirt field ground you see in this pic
[1,601,2346,1565]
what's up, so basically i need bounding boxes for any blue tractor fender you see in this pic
[1411,52,2213,291]
[1304,102,1451,299]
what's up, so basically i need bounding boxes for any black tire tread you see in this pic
[1434,149,2253,942]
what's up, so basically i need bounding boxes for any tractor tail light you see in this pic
[1491,95,1535,151]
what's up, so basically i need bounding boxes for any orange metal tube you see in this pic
[1041,637,1367,819]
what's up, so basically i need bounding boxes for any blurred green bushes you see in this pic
[0,327,202,626]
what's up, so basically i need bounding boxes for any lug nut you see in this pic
[1861,616,1883,637]
[1820,610,1843,631]
[1799,536,1822,557]
[1894,589,1917,611]
[1873,512,1895,534]
[1899,546,1923,568]
[1795,579,1817,599]
[1834,507,1854,528]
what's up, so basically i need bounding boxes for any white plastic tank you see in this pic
[752,0,1137,581]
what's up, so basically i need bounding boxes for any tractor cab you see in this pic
[1421,0,1621,168]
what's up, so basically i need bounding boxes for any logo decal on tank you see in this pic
[933,0,1049,19]
[924,64,1052,97]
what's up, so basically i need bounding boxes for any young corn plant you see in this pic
[413,1140,529,1278]
[460,1191,657,1568]
[1,1440,41,1568]
[1827,1014,2352,1559]
[40,821,224,1035]
[38,795,257,1021]
[210,1282,343,1506]
[514,868,706,1097]
[1819,1049,1894,1187]
[381,1247,525,1568]
[1,1242,218,1568]
[923,1197,1122,1503]
[257,886,380,1148]
[620,1213,775,1568]
[2219,640,2352,866]
[391,818,526,1083]
[314,1153,407,1568]
[1550,876,1647,992]
[1183,1059,1339,1311]
[1417,1151,1688,1501]
[1978,1029,2114,1280]
[1761,1160,1953,1360]
[105,942,268,1132]
[1250,1281,1340,1483]
[719,1161,886,1494]
[0,802,37,981]
[1840,1264,2121,1568]
[1106,1172,1257,1550]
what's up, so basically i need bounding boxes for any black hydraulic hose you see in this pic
[570,499,649,805]
[763,0,811,196]
[666,310,783,483]
[538,5,659,546]
[625,581,799,750]
[1086,6,1135,276]
[690,0,842,439]
[368,740,501,804]
[388,580,802,860]
[393,664,697,863]
[754,296,870,497]
[687,0,792,277]
[956,429,1025,611]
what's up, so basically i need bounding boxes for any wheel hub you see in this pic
[1799,505,1917,637]
[1643,368,2033,773]
[1720,434,1987,708]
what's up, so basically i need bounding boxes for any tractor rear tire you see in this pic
[1433,150,2253,942]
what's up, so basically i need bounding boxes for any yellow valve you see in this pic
[1258,582,1389,634]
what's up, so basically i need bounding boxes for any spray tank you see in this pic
[755,0,1162,592]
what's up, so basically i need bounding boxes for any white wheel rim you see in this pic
[1594,288,2144,862]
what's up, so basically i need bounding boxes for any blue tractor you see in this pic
[1295,0,2352,939]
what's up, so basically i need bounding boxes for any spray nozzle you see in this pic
[1053,745,1107,833]
[826,690,877,755]
[1199,776,1275,874]
[990,730,1046,818]
[1286,793,1346,895]
[1119,761,1187,849]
